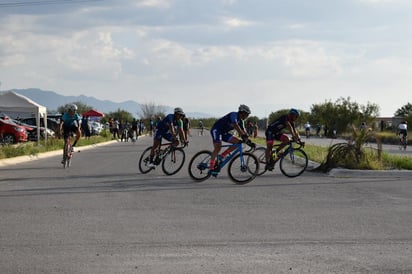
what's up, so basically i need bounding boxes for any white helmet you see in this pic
[68,104,78,112]
[174,107,184,115]
[238,104,251,114]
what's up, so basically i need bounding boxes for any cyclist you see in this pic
[147,107,187,168]
[398,120,408,142]
[209,104,251,176]
[265,108,302,171]
[59,104,82,163]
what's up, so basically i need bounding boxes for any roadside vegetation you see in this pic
[0,129,112,159]
[251,127,412,171]
[2,98,412,171]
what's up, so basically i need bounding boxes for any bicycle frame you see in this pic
[254,140,308,177]
[188,140,258,184]
[139,141,187,175]
[154,142,174,163]
[217,142,246,169]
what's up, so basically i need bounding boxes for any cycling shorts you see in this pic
[210,127,234,144]
[399,129,408,137]
[265,128,289,145]
[63,124,79,138]
[153,128,174,142]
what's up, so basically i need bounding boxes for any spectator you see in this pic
[81,115,91,140]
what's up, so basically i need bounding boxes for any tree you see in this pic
[106,108,134,123]
[139,102,166,120]
[394,102,412,117]
[310,97,379,136]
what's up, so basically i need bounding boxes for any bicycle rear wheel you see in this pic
[228,152,259,185]
[253,146,267,176]
[138,146,154,174]
[188,150,212,182]
[279,148,308,178]
[400,137,407,150]
[162,147,185,175]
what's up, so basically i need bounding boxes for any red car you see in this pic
[0,118,28,144]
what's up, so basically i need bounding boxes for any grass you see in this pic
[0,130,112,159]
[251,136,412,171]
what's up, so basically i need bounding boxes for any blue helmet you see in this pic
[289,108,300,117]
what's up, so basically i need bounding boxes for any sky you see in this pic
[0,0,411,118]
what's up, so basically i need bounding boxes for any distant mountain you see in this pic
[2,88,212,118]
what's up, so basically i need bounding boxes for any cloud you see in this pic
[136,0,171,9]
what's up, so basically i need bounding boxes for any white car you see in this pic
[89,121,104,135]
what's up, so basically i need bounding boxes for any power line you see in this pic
[0,0,103,8]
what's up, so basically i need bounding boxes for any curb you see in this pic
[327,168,412,178]
[0,140,117,167]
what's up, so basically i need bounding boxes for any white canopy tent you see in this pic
[0,91,47,144]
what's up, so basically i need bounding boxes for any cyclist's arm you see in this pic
[176,119,187,143]
[58,121,64,136]
[234,122,248,141]
[286,121,300,141]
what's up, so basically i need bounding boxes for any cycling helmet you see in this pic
[174,107,185,115]
[289,108,300,117]
[238,104,251,114]
[68,104,78,112]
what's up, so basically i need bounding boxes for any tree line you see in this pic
[56,97,412,136]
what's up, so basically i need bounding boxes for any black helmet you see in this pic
[289,108,300,117]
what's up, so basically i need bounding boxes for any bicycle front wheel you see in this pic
[162,148,185,175]
[188,150,212,182]
[138,146,154,174]
[63,141,71,169]
[279,148,308,178]
[253,146,267,176]
[228,152,259,185]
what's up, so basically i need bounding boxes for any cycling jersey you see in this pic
[399,123,407,131]
[266,114,296,141]
[212,112,239,132]
[154,113,183,141]
[211,112,241,143]
[61,112,81,128]
[61,112,81,138]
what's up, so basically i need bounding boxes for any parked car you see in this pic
[12,119,55,141]
[20,117,60,133]
[0,118,28,144]
[89,121,104,135]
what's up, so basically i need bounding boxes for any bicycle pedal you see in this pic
[210,171,219,177]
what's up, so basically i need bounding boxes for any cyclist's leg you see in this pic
[210,128,222,174]
[62,129,70,163]
[265,129,275,169]
[220,133,240,158]
[149,129,163,163]
[277,133,290,154]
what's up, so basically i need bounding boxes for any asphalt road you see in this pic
[0,130,411,273]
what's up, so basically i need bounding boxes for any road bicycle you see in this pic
[62,133,74,169]
[139,142,186,175]
[253,140,308,177]
[188,141,259,185]
[399,133,407,150]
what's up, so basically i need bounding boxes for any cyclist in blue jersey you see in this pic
[58,104,82,161]
[209,104,251,176]
[147,107,187,168]
[265,108,302,171]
